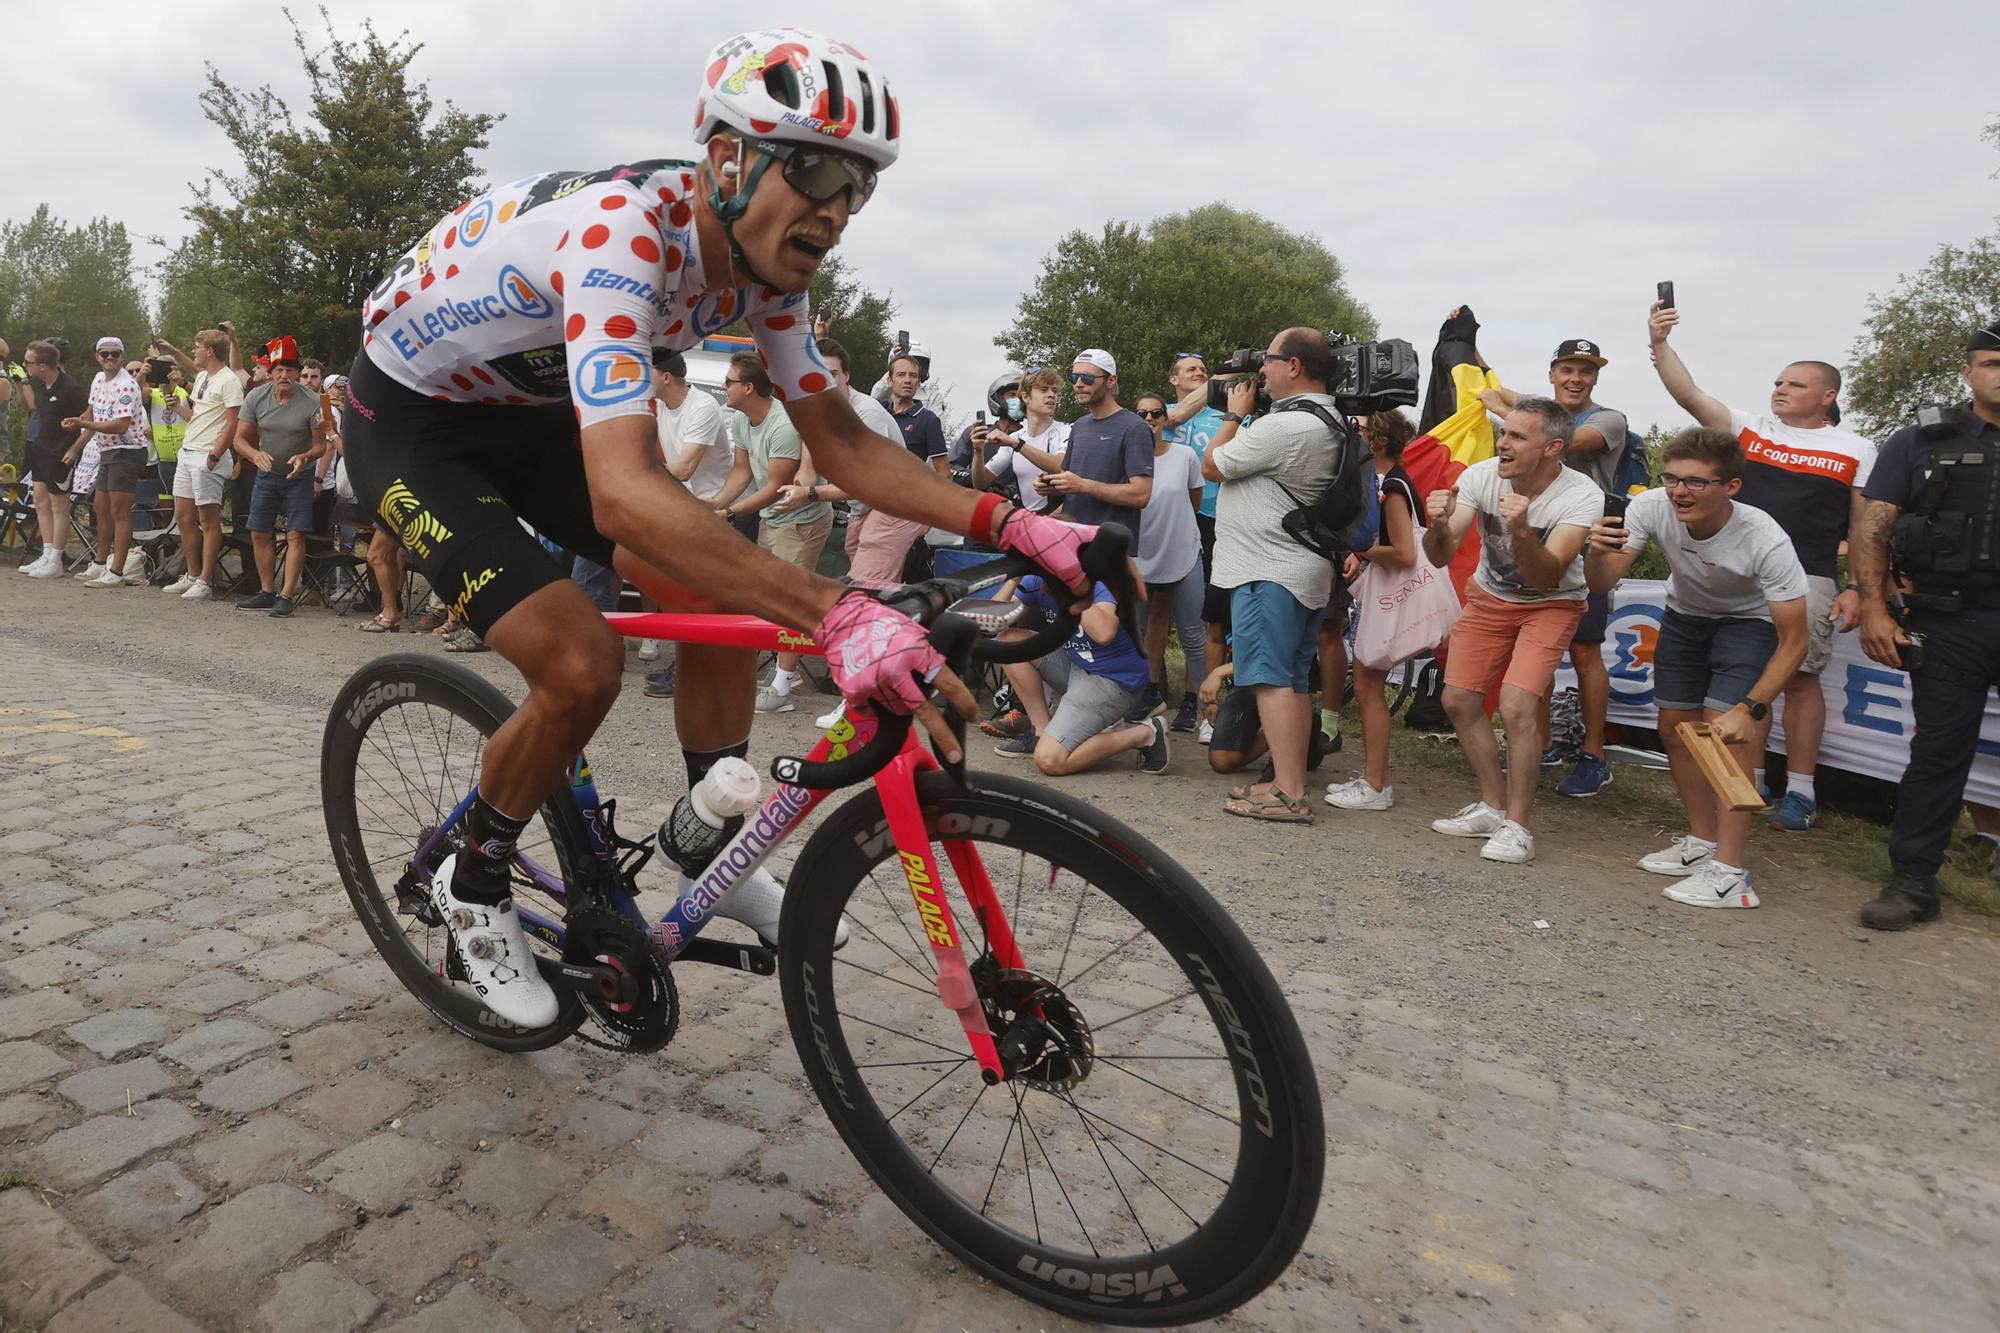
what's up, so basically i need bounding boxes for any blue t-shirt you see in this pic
[890,401,947,466]
[1016,576,1151,692]
[1166,403,1227,518]
[1061,408,1154,543]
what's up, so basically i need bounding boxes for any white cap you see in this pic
[1073,348,1116,377]
[95,336,124,354]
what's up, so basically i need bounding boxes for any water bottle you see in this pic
[657,757,761,875]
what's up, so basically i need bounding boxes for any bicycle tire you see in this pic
[321,653,586,1052]
[778,771,1322,1326]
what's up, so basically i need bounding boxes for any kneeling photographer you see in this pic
[1200,328,1358,824]
[1851,318,2000,931]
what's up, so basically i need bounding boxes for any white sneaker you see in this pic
[428,854,560,1028]
[1325,777,1394,811]
[694,867,849,949]
[1639,835,1714,877]
[1663,862,1760,909]
[181,579,213,602]
[1480,820,1536,863]
[754,685,796,714]
[85,569,126,588]
[638,638,660,662]
[1432,801,1506,838]
[164,572,197,594]
[28,552,65,579]
[815,702,845,730]
[19,551,50,576]
[1197,718,1214,745]
[74,561,107,583]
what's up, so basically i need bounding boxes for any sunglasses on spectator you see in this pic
[724,376,747,387]
[1262,351,1295,366]
[1659,472,1722,492]
[1136,407,1167,420]
[1069,372,1101,386]
[96,351,121,360]
[747,137,878,212]
[1172,352,1205,364]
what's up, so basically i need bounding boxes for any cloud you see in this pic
[13,0,1998,434]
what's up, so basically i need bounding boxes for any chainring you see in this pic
[564,907,679,1054]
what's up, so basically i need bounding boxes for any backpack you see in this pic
[1272,399,1379,562]
[1576,407,1649,496]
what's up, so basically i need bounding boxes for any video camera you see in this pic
[1327,333,1419,416]
[1204,347,1274,416]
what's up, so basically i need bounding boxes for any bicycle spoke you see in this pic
[832,953,940,1000]
[1011,1082,1040,1243]
[1067,1100,1232,1188]
[864,868,935,978]
[1092,987,1197,1033]
[837,1011,969,1060]
[1059,922,1151,992]
[1019,1090,1094,1257]
[1060,1086,1155,1252]
[1095,1056,1241,1127]
[927,1081,990,1175]
[885,1059,971,1124]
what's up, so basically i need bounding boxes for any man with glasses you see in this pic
[1585,428,1807,909]
[16,341,88,578]
[340,29,1098,1027]
[1038,349,1154,548]
[1650,301,1876,832]
[1163,352,1229,733]
[65,337,152,587]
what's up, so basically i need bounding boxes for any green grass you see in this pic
[0,1170,36,1190]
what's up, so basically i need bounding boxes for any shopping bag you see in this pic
[1352,557,1460,670]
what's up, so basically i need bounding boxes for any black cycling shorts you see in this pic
[341,352,615,638]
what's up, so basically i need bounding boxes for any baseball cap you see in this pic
[1073,348,1117,377]
[1551,338,1607,368]
[1969,319,2000,354]
[95,336,124,355]
[264,335,300,366]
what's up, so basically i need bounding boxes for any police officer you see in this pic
[1850,318,2000,929]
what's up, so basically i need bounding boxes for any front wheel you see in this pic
[778,772,1323,1326]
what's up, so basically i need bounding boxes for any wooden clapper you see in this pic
[1675,723,1765,812]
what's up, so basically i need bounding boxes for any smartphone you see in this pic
[1900,632,1927,676]
[896,328,909,352]
[1602,492,1630,521]
[974,410,986,426]
[1656,280,1675,310]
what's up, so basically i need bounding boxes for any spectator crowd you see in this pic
[9,299,2000,934]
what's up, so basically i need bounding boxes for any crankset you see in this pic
[974,961,1096,1091]
[563,907,679,1053]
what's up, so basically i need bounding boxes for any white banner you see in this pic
[1553,580,2000,806]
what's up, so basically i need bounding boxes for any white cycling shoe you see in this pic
[430,853,560,1028]
[694,866,850,951]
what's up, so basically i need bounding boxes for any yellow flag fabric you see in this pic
[1429,364,1500,466]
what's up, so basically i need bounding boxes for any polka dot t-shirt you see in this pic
[359,160,832,429]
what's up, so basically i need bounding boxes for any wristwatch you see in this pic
[1221,412,1243,424]
[1742,697,1769,721]
[807,484,820,503]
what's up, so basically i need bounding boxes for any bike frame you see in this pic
[410,608,1023,1081]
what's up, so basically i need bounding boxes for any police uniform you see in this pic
[1862,324,2000,924]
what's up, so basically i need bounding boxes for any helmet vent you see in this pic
[884,85,899,141]
[823,62,846,122]
[856,70,875,134]
[762,60,802,110]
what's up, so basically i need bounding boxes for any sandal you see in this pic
[358,613,401,633]
[413,604,449,633]
[1222,787,1313,823]
[442,628,490,653]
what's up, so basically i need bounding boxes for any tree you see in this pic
[804,253,899,394]
[1846,118,2000,436]
[996,204,1375,410]
[159,7,499,362]
[0,205,151,361]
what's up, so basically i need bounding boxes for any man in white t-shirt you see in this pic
[152,330,244,600]
[636,348,732,683]
[974,366,1071,513]
[1649,300,1876,833]
[1587,428,1808,910]
[1421,397,1603,864]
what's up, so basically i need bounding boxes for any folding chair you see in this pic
[2,481,41,568]
[131,462,185,587]
[293,495,369,615]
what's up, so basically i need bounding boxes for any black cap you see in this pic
[651,347,686,378]
[1551,338,1608,368]
[1969,320,2000,354]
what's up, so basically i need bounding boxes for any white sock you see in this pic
[1786,773,1816,801]
[1712,859,1747,877]
[1753,768,1765,791]
[1689,835,1718,851]
[772,668,801,694]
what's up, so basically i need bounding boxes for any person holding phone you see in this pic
[1585,428,1808,909]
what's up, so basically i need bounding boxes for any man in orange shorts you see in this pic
[1420,397,1604,864]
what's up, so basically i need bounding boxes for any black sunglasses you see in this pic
[724,377,747,386]
[1136,407,1167,419]
[96,351,122,360]
[748,137,879,212]
[1069,371,1101,386]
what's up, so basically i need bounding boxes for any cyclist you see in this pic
[340,28,1097,1027]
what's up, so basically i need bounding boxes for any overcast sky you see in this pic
[16,1,2000,432]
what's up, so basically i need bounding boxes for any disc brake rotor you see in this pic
[981,966,1095,1092]
[565,908,678,1053]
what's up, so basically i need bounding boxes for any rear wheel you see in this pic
[321,653,586,1051]
[778,772,1322,1326]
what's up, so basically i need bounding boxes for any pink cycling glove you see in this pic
[997,508,1097,593]
[815,591,944,716]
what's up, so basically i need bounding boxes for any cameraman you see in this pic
[1850,319,2000,930]
[1201,328,1341,823]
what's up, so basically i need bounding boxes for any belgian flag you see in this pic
[1403,306,1500,601]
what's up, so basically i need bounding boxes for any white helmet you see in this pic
[694,29,901,171]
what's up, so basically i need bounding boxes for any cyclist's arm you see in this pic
[583,415,845,629]
[787,390,1011,545]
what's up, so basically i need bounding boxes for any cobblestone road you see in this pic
[2,586,1999,1331]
